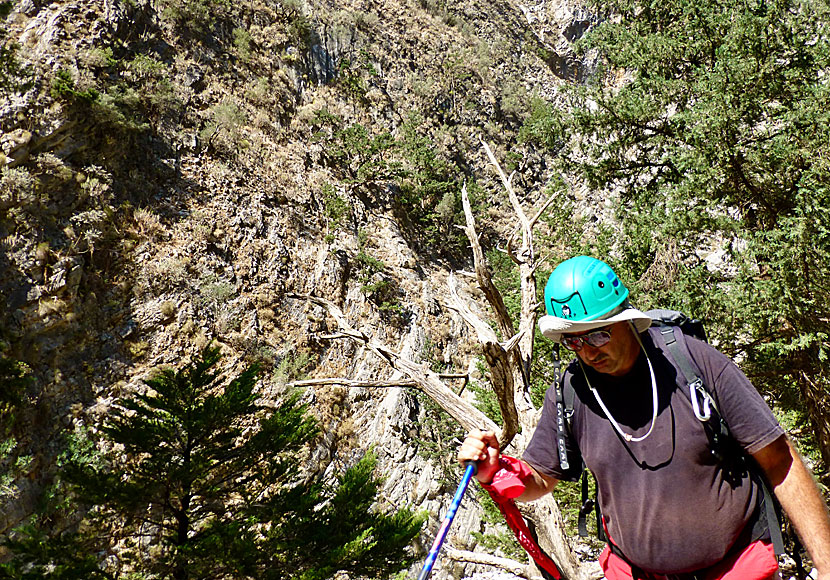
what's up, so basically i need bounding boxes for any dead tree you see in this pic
[290,142,599,580]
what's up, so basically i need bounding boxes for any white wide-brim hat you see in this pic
[538,306,653,342]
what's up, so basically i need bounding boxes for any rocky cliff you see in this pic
[1,0,596,577]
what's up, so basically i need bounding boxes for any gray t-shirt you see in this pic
[523,327,784,573]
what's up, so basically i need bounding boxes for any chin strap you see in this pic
[582,324,658,443]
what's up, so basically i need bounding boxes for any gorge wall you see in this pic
[1,0,600,577]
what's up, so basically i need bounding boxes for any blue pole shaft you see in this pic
[416,462,477,580]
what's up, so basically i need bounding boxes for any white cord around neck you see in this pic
[582,325,659,443]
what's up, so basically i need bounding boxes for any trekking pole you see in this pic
[416,461,477,580]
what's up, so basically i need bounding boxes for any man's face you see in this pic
[567,321,641,377]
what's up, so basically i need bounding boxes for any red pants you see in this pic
[599,540,780,580]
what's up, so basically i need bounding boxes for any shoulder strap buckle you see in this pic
[689,378,715,421]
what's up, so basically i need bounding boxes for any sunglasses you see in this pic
[561,328,612,351]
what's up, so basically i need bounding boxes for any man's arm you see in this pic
[457,429,559,501]
[752,434,830,580]
[515,463,559,501]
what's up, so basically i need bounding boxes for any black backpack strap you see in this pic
[791,529,808,580]
[553,346,571,473]
[658,325,704,396]
[561,373,601,539]
[553,349,598,538]
[758,472,786,556]
[553,349,582,482]
[647,308,707,342]
[575,469,605,541]
[577,470,591,538]
[658,326,786,557]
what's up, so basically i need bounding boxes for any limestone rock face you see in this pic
[0,0,597,577]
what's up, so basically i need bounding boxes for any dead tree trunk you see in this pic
[289,142,597,580]
[447,142,590,579]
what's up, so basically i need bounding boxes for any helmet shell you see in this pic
[544,256,628,321]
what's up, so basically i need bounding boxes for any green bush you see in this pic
[200,99,248,153]
[158,0,232,34]
[315,113,466,256]
[0,355,30,432]
[396,115,466,253]
[321,183,350,233]
[326,123,398,183]
[337,50,378,103]
[352,233,408,323]
[0,1,24,91]
[0,347,424,580]
[233,27,253,60]
[51,69,99,104]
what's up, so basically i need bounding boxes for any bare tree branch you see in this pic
[449,143,588,579]
[481,141,532,264]
[289,378,417,388]
[530,189,559,229]
[460,181,515,340]
[287,140,585,579]
[481,140,530,230]
[287,293,498,436]
[288,374,468,389]
[447,272,520,446]
[444,548,532,578]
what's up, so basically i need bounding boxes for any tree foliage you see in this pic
[523,0,830,469]
[0,1,23,91]
[0,346,424,580]
[312,109,468,256]
[0,355,30,435]
[0,353,34,519]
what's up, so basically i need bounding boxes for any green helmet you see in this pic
[544,256,629,321]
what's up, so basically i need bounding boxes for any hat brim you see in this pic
[539,308,652,342]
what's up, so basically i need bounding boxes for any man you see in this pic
[458,256,830,580]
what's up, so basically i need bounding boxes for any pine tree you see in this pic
[0,346,424,579]
[0,353,34,535]
[0,355,30,435]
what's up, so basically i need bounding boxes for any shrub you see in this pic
[51,69,99,104]
[200,99,247,153]
[158,0,232,35]
[0,347,426,580]
[321,183,350,233]
[233,27,253,61]
[0,1,25,91]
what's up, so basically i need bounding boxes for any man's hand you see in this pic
[457,429,500,484]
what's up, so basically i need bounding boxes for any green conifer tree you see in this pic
[522,0,830,469]
[0,353,34,526]
[0,346,424,579]
[0,355,29,434]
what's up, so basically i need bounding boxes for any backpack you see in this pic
[551,309,804,575]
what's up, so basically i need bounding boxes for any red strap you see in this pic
[479,456,534,498]
[481,457,563,579]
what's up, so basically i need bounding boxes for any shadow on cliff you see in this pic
[0,1,214,535]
